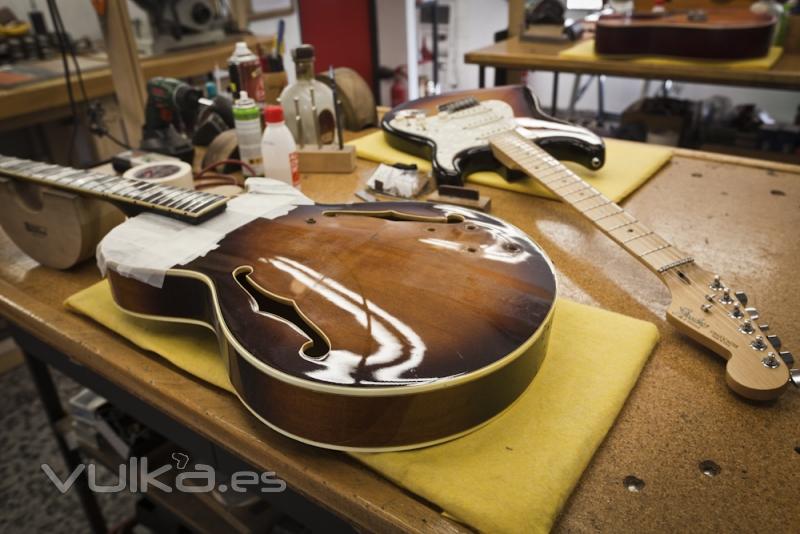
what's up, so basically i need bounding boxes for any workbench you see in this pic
[1,142,798,532]
[464,36,800,123]
[0,34,274,132]
[466,37,800,91]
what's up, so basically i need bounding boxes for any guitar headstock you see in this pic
[662,262,798,400]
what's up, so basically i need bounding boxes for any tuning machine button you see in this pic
[740,320,755,335]
[745,307,759,320]
[766,334,782,350]
[734,291,748,306]
[790,368,800,388]
[751,335,768,351]
[701,303,713,313]
[762,353,780,368]
[779,351,794,366]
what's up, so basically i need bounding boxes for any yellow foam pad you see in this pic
[66,280,659,533]
[348,131,672,202]
[560,39,783,69]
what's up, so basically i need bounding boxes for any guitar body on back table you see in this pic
[594,10,776,59]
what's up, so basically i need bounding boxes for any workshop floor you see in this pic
[0,363,136,532]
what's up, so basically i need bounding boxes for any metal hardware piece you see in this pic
[766,334,782,350]
[734,291,748,306]
[751,335,767,351]
[761,353,780,368]
[740,320,755,335]
[789,368,800,388]
[719,289,734,304]
[701,303,713,313]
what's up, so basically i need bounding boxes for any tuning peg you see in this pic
[730,304,743,319]
[752,336,768,351]
[740,320,755,334]
[761,353,780,368]
[720,289,734,304]
[766,334,782,350]
[734,291,748,306]
[759,324,769,331]
[710,275,723,290]
[745,307,759,320]
[779,351,794,366]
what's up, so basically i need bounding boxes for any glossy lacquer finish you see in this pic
[108,202,557,449]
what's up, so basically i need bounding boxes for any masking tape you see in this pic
[123,161,194,190]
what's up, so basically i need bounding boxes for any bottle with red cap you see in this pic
[261,105,300,188]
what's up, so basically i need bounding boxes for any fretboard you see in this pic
[0,155,227,224]
[490,131,693,275]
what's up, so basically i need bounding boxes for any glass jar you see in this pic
[279,44,338,147]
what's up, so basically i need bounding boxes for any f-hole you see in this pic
[233,267,330,360]
[322,209,465,224]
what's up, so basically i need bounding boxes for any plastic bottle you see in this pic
[233,91,264,177]
[261,105,300,187]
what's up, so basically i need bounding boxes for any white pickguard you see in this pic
[387,99,603,173]
[388,100,516,173]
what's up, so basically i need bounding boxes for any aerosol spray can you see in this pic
[228,41,266,108]
[233,91,264,177]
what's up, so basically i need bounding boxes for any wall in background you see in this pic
[3,0,102,41]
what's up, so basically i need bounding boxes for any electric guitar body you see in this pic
[106,201,558,451]
[382,86,798,402]
[381,85,606,186]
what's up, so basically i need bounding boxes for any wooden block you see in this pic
[297,145,357,174]
[426,190,492,212]
[0,178,124,269]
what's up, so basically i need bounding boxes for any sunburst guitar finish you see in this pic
[107,202,558,451]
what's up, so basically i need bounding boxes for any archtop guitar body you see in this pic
[106,201,558,451]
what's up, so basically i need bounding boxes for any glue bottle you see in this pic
[261,105,300,188]
[233,91,263,177]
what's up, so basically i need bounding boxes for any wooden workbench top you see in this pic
[0,34,274,129]
[464,37,800,90]
[0,145,798,532]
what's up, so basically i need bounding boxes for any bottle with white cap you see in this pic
[233,91,264,177]
[261,105,300,188]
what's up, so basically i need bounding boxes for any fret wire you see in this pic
[567,189,602,203]
[190,196,223,213]
[556,182,589,196]
[621,231,654,244]
[182,194,214,211]
[576,197,609,211]
[639,243,671,257]
[173,194,201,210]
[162,190,194,207]
[164,190,197,207]
[589,207,624,222]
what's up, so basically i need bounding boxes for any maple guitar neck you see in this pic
[490,131,692,276]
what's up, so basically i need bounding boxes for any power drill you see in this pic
[141,77,202,163]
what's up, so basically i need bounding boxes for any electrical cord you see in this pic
[46,0,78,165]
[47,0,132,165]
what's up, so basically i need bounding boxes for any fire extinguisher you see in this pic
[391,65,408,107]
